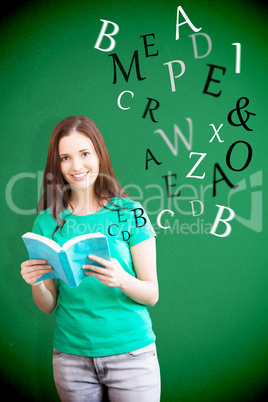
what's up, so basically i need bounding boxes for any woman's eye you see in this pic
[60,156,69,162]
[82,152,90,157]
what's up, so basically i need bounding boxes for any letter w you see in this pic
[154,118,193,155]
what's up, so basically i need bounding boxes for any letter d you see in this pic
[189,200,204,216]
[94,19,119,52]
[189,33,212,59]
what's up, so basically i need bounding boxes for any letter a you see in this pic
[145,149,162,170]
[176,6,202,40]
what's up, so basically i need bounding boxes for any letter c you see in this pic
[117,90,134,110]
[157,209,174,229]
[108,223,119,236]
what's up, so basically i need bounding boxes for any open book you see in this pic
[22,232,111,288]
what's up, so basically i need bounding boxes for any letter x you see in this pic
[209,124,224,143]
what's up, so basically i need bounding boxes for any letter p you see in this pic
[163,60,185,92]
[94,19,119,52]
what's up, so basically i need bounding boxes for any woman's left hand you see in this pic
[82,255,128,288]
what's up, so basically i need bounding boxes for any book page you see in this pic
[22,235,68,284]
[22,232,61,252]
[62,232,105,251]
[65,236,111,286]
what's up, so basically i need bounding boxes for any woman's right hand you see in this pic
[21,259,53,286]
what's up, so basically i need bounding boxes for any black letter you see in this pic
[226,141,253,171]
[162,174,181,198]
[108,224,119,236]
[142,98,160,123]
[109,51,146,84]
[132,208,147,228]
[116,209,127,223]
[122,231,130,241]
[145,148,162,170]
[203,64,226,97]
[140,33,159,57]
[212,163,238,197]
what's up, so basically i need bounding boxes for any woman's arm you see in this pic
[82,237,159,306]
[32,279,58,314]
[21,259,58,314]
[121,237,159,306]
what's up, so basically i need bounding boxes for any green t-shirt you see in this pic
[32,197,157,357]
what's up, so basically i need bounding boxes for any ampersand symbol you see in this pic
[227,97,256,131]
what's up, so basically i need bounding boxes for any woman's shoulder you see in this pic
[32,207,56,234]
[34,207,56,225]
[37,207,52,216]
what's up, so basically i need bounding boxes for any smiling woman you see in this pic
[20,116,161,402]
[38,116,126,231]
[59,132,100,214]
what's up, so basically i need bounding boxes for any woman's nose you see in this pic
[71,157,84,171]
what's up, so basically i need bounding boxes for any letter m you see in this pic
[154,118,193,155]
[108,50,146,84]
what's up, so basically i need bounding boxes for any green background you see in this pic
[1,0,267,400]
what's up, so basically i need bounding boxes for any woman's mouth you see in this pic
[71,171,89,180]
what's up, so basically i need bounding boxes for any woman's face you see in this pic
[59,131,99,192]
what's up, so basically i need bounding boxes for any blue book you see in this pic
[22,232,111,288]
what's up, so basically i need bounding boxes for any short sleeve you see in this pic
[128,202,156,248]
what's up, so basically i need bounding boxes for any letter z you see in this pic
[186,152,207,179]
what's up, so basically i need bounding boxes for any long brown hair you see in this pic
[38,116,127,236]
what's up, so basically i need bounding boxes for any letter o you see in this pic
[226,141,252,172]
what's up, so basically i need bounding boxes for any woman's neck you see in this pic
[68,188,100,215]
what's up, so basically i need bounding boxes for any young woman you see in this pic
[21,116,160,402]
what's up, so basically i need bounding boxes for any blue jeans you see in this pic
[53,342,161,401]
